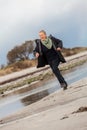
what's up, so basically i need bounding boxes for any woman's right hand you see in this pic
[35,52,39,58]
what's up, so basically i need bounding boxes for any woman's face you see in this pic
[39,32,47,41]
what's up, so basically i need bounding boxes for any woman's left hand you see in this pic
[56,47,62,51]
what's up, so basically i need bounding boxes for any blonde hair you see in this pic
[39,30,47,35]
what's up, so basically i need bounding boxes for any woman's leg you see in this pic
[49,58,67,90]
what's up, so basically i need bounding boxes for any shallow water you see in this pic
[0,62,87,119]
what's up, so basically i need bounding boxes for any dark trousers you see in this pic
[49,58,66,84]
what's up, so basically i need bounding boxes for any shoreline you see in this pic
[0,51,87,129]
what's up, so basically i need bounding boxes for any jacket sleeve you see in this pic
[49,35,63,49]
[33,39,40,56]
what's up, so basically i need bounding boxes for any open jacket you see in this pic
[34,35,66,68]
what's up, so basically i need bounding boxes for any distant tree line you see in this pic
[7,40,87,65]
[7,40,34,64]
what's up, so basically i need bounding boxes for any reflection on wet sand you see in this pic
[21,90,49,106]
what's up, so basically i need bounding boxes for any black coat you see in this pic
[34,35,66,68]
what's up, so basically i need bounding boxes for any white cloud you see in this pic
[0,0,43,35]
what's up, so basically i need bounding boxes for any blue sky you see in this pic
[0,0,87,65]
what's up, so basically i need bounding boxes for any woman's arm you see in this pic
[33,39,40,58]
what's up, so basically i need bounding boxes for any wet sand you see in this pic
[0,77,87,130]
